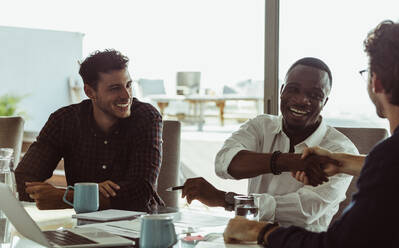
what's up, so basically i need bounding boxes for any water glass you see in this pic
[0,148,13,173]
[0,148,16,232]
[234,195,259,221]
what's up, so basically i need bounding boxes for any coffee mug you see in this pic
[63,182,99,213]
[140,215,177,248]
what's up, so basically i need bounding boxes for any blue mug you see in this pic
[140,215,177,248]
[63,182,99,213]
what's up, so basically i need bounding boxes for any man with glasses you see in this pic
[224,20,399,247]
[182,57,358,232]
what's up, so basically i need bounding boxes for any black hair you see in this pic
[364,20,399,106]
[79,49,129,89]
[286,57,332,87]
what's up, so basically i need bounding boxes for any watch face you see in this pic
[225,192,236,205]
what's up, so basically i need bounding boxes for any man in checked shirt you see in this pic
[15,49,164,212]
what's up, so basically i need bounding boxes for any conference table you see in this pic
[149,94,262,131]
[0,204,260,248]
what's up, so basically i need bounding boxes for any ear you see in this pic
[371,73,384,93]
[84,84,96,100]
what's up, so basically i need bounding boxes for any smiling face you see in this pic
[280,64,331,133]
[85,68,133,128]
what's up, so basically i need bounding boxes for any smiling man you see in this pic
[182,57,358,231]
[223,20,399,248]
[15,49,164,212]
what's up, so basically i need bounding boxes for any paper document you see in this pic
[72,209,145,221]
[77,219,142,238]
[195,235,262,248]
[174,210,231,228]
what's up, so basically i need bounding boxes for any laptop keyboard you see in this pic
[43,229,98,246]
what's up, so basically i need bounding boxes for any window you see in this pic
[279,0,398,129]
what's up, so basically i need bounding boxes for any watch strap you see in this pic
[257,222,279,246]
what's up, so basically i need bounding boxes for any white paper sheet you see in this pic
[77,219,141,238]
[195,236,262,248]
[72,209,145,221]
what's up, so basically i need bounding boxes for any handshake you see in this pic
[291,146,344,186]
[181,146,358,207]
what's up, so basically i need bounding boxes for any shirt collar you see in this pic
[85,101,123,137]
[300,117,327,148]
[276,115,327,148]
[271,115,284,134]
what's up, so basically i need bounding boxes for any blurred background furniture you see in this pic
[0,116,24,166]
[184,95,262,131]
[137,79,166,97]
[157,120,181,208]
[176,72,201,96]
[136,78,170,116]
[330,127,389,225]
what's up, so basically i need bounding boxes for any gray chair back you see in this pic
[137,79,166,97]
[0,116,24,166]
[157,120,181,208]
[330,127,389,225]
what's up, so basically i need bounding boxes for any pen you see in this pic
[165,186,184,191]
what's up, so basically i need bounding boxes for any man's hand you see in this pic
[302,147,342,177]
[98,180,120,198]
[223,216,279,244]
[25,182,70,210]
[181,177,226,207]
[291,171,310,185]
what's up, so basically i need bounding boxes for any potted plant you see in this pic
[0,94,26,117]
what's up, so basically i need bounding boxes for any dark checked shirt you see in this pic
[15,98,163,212]
[268,126,399,248]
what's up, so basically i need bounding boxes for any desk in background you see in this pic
[150,94,262,131]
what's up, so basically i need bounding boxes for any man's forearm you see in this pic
[227,151,302,179]
[336,153,366,176]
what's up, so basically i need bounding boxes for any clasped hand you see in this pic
[293,147,342,186]
[25,180,120,210]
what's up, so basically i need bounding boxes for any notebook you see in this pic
[72,209,145,221]
[0,183,134,247]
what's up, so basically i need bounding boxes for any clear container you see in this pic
[0,148,15,244]
[234,195,259,221]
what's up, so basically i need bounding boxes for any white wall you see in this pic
[0,26,83,131]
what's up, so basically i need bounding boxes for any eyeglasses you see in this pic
[359,69,369,82]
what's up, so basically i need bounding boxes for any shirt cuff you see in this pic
[254,193,276,222]
[215,146,246,179]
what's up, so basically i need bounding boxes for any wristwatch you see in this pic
[224,192,236,211]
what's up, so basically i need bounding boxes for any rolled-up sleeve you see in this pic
[215,118,263,179]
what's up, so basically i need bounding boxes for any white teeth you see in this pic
[116,103,129,107]
[289,107,308,115]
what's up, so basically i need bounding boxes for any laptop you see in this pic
[0,183,134,247]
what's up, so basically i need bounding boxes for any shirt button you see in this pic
[104,140,108,144]
[102,165,107,169]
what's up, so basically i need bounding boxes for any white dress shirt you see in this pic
[215,114,359,232]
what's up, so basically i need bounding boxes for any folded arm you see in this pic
[109,118,163,211]
[15,113,64,201]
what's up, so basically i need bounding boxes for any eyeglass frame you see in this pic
[359,69,369,82]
